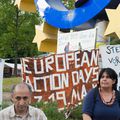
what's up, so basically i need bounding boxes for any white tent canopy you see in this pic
[4,62,21,70]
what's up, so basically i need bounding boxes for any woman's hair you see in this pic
[98,68,118,90]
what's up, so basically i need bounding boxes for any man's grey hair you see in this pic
[11,82,32,94]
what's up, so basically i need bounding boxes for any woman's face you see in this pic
[100,72,115,89]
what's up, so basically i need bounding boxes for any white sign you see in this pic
[57,28,96,53]
[0,59,4,110]
[95,20,110,48]
[99,45,120,90]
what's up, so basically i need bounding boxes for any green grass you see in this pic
[3,77,22,92]
[2,77,22,108]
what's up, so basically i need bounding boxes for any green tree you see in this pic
[110,36,120,45]
[62,0,75,9]
[0,0,41,76]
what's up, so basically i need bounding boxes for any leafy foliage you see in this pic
[0,0,41,58]
[110,36,120,45]
[32,101,83,120]
[62,0,75,9]
[32,102,65,120]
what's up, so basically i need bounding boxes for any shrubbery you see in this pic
[32,101,83,120]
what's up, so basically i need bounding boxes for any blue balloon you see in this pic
[34,0,111,29]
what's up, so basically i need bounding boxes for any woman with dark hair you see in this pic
[82,68,120,120]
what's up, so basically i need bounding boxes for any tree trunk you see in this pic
[14,57,18,76]
[14,7,19,76]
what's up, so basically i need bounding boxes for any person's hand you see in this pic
[82,113,92,120]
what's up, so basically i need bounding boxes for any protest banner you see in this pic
[57,28,96,53]
[99,45,120,90]
[21,49,99,110]
[0,59,4,110]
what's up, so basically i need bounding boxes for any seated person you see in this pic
[0,83,47,120]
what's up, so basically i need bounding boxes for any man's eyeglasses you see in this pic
[15,96,29,101]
